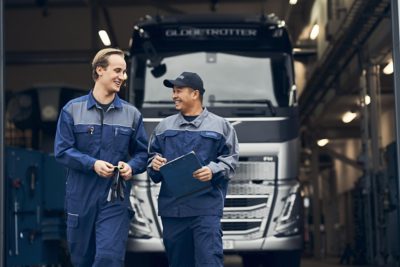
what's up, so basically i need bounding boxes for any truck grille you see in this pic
[228,183,271,195]
[222,221,262,232]
[225,197,268,208]
[222,194,270,237]
[234,161,275,181]
[222,159,276,238]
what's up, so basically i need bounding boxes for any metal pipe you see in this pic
[360,69,374,263]
[300,0,391,125]
[390,0,400,260]
[0,0,5,265]
[367,64,384,265]
[311,142,322,259]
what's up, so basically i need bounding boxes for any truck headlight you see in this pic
[274,189,303,237]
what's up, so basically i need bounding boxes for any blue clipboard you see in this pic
[160,151,212,198]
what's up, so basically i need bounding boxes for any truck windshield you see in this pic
[142,52,292,108]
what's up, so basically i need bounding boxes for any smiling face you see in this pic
[96,54,127,94]
[172,86,202,115]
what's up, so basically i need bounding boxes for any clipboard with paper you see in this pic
[159,151,212,198]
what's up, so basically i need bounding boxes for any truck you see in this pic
[126,14,303,267]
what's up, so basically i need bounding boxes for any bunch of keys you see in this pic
[107,165,126,202]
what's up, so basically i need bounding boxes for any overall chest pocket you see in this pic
[113,127,134,153]
[196,131,222,159]
[73,125,99,153]
[162,130,181,158]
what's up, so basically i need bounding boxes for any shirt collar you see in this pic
[87,90,123,110]
[177,107,209,128]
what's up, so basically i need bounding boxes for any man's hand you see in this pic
[151,154,167,171]
[193,166,213,182]
[118,161,133,180]
[94,160,114,178]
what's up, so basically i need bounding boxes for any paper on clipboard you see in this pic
[159,151,212,198]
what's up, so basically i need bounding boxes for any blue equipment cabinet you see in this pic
[6,146,67,266]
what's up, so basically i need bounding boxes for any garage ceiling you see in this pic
[5,0,312,54]
[3,0,395,141]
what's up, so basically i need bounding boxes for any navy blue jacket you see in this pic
[54,92,148,211]
[147,108,239,217]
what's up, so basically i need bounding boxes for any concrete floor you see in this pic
[300,258,369,267]
[125,254,372,266]
[224,255,370,267]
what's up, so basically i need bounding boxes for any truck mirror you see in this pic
[151,64,167,78]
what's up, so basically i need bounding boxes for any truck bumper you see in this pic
[223,234,302,251]
[126,237,165,252]
[126,234,302,253]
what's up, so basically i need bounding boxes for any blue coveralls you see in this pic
[147,108,239,267]
[54,92,148,267]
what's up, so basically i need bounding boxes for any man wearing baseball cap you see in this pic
[147,71,239,267]
[163,71,205,94]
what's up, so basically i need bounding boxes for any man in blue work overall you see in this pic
[148,72,239,267]
[54,48,148,267]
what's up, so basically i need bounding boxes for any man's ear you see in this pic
[96,66,104,77]
[192,89,200,100]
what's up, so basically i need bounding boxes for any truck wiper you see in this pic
[209,99,276,116]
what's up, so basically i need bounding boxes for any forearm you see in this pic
[55,147,97,172]
[208,123,239,182]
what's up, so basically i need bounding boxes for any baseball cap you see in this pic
[163,72,205,94]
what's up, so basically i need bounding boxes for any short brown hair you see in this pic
[91,48,125,81]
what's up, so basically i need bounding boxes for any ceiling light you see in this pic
[289,0,298,4]
[364,95,371,105]
[383,59,393,75]
[359,95,371,106]
[317,139,329,147]
[278,20,286,27]
[98,30,111,46]
[303,197,310,208]
[310,24,319,40]
[342,111,357,123]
